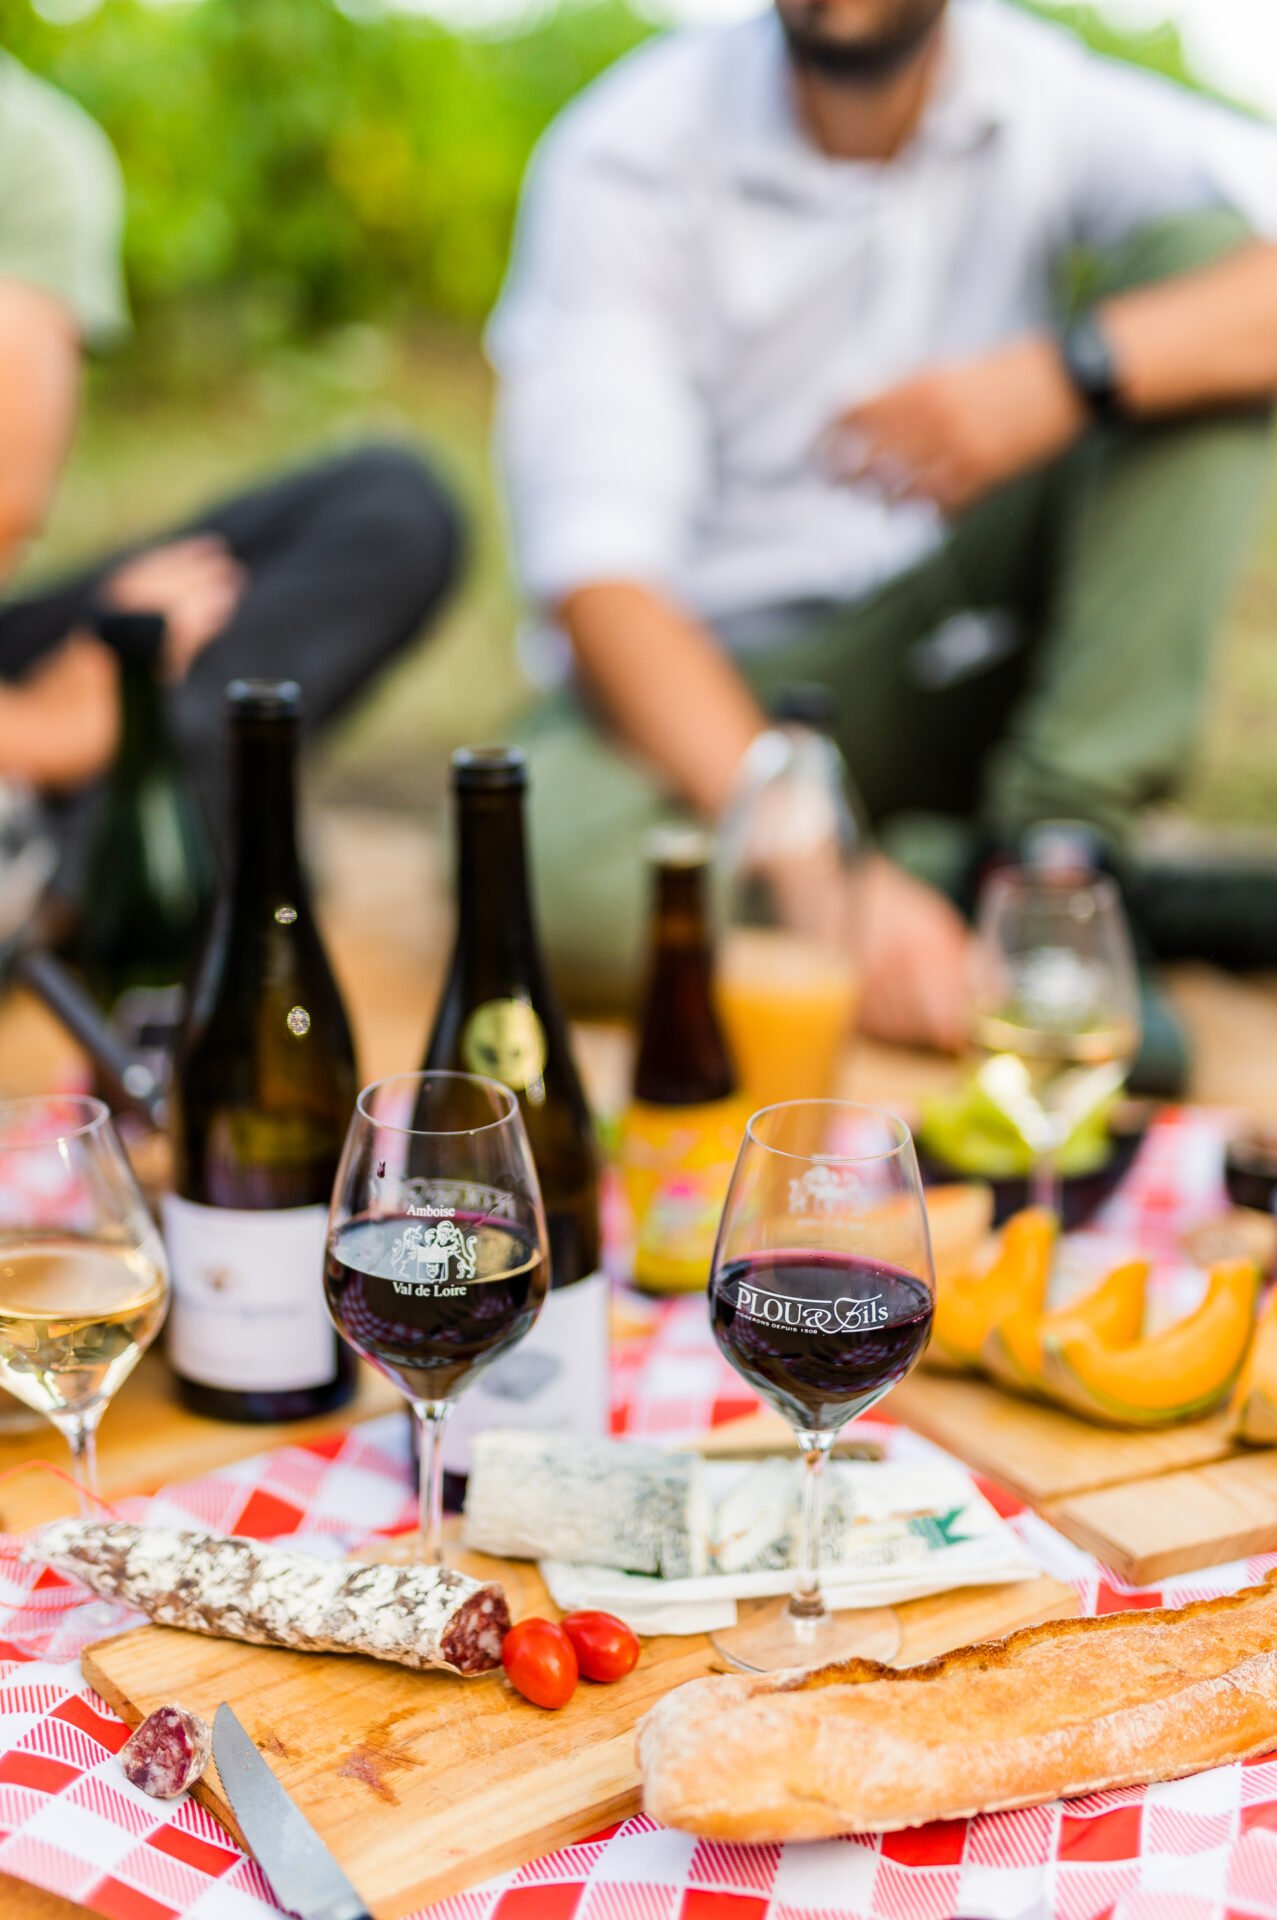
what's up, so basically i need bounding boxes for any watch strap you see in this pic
[1058,310,1124,424]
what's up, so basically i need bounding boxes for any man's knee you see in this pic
[325,440,467,613]
[1092,204,1256,298]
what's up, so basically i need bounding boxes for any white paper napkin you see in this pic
[540,1459,1040,1635]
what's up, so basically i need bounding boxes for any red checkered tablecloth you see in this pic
[4,1109,1277,1920]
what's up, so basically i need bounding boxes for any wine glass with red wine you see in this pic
[708,1101,935,1672]
[325,1071,549,1563]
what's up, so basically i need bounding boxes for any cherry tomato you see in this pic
[561,1610,641,1684]
[501,1617,578,1710]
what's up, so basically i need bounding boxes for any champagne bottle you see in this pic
[621,829,750,1295]
[165,679,357,1422]
[78,611,215,1054]
[422,746,605,1484]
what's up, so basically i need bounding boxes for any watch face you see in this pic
[1066,314,1118,414]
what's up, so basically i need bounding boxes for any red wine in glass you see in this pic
[712,1252,933,1433]
[324,1211,546,1403]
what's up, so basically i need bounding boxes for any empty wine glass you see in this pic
[708,1101,935,1672]
[0,1095,169,1502]
[324,1071,549,1564]
[971,869,1141,1216]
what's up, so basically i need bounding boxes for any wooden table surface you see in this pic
[4,805,1277,1919]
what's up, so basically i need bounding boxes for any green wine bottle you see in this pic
[165,679,358,1422]
[421,747,606,1485]
[78,611,215,1052]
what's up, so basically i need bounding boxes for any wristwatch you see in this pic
[1057,310,1125,424]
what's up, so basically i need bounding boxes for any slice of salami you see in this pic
[30,1521,510,1677]
[120,1705,212,1798]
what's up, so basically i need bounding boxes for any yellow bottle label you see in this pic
[619,1096,752,1294]
[461,999,548,1092]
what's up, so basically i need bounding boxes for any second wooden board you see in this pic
[888,1371,1277,1586]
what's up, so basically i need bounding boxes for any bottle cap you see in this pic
[769,682,839,731]
[225,679,303,719]
[646,824,712,870]
[452,746,527,791]
[93,609,166,668]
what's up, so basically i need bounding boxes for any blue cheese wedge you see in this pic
[463,1431,710,1578]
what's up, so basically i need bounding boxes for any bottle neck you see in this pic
[453,788,537,970]
[229,721,304,901]
[117,656,172,769]
[635,863,736,1104]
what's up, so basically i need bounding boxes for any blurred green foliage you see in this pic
[6,0,1228,372]
[6,0,648,367]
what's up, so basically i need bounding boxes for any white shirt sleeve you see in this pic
[1063,48,1277,249]
[487,113,709,609]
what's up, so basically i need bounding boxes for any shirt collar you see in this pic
[719,3,1015,201]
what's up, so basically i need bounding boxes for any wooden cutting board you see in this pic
[890,1371,1277,1585]
[83,1547,1077,1919]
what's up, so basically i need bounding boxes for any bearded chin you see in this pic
[779,1,947,85]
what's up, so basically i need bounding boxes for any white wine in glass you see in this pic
[971,872,1141,1213]
[0,1097,169,1499]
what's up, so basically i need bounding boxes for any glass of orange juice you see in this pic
[716,715,866,1107]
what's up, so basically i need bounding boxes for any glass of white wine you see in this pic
[971,871,1141,1216]
[0,1096,169,1502]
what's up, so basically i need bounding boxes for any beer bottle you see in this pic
[165,680,358,1421]
[621,829,750,1293]
[422,747,606,1485]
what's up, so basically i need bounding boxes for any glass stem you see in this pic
[57,1406,105,1513]
[1032,1133,1063,1219]
[789,1431,836,1621]
[413,1401,452,1563]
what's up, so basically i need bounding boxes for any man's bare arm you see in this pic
[558,580,767,818]
[838,241,1277,518]
[557,578,972,1048]
[1105,240,1277,413]
[0,279,82,581]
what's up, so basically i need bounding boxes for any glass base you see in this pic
[710,1596,902,1674]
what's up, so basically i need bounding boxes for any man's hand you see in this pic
[0,633,118,791]
[859,855,972,1053]
[104,535,246,680]
[830,336,1088,517]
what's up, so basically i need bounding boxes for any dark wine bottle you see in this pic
[621,830,748,1295]
[78,611,215,1056]
[165,679,358,1422]
[422,746,605,1483]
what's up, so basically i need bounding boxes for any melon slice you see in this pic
[927,1208,1055,1373]
[1042,1259,1260,1428]
[1230,1285,1277,1445]
[982,1258,1149,1397]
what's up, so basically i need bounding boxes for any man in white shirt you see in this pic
[491,0,1277,1064]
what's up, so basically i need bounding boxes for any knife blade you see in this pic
[213,1702,372,1920]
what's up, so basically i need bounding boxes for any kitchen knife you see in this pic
[213,1702,372,1920]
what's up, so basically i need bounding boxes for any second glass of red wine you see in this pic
[708,1100,935,1672]
[324,1071,549,1563]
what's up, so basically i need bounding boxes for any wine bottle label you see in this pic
[162,1196,336,1392]
[441,1267,610,1475]
[460,999,548,1092]
[619,1097,754,1294]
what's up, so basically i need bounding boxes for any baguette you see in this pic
[638,1572,1277,1841]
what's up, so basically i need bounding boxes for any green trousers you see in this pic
[517,209,1275,1014]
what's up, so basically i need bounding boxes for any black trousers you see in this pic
[1,441,464,871]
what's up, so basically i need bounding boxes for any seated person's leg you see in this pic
[518,692,681,1016]
[166,442,464,840]
[981,207,1272,853]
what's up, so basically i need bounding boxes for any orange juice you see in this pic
[717,927,861,1108]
